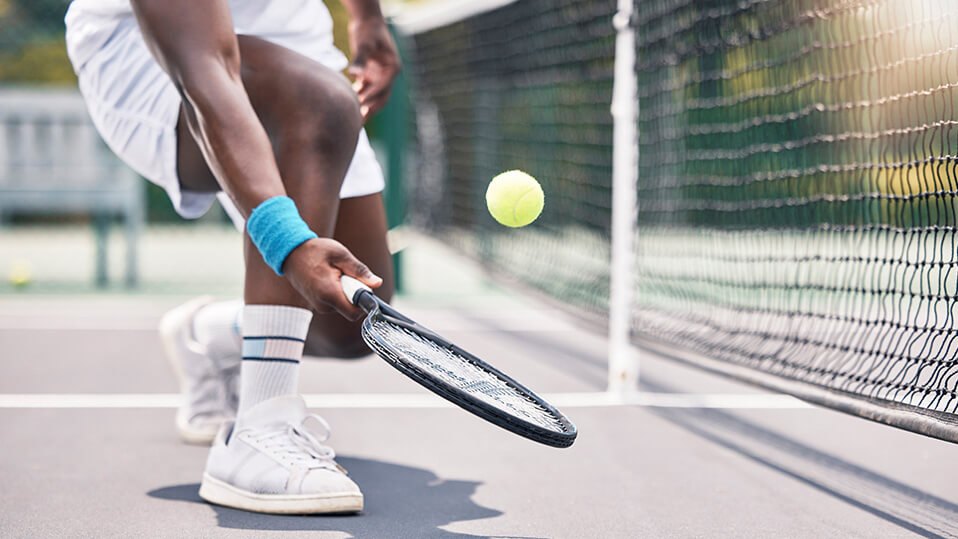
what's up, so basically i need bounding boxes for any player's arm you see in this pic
[129,0,380,318]
[130,0,280,216]
[338,0,401,121]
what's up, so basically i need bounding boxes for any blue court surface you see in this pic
[1,234,956,538]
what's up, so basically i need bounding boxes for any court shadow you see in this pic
[640,376,958,538]
[148,457,505,537]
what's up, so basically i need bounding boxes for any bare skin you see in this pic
[130,0,400,356]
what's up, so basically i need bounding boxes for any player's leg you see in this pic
[168,121,245,437]
[236,35,361,415]
[181,39,393,363]
[237,35,361,302]
[304,192,395,359]
[177,36,365,514]
[177,163,395,432]
[160,296,241,444]
[171,37,378,441]
[173,35,360,414]
[178,36,362,407]
[182,146,395,367]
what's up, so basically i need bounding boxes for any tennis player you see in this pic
[65,0,399,514]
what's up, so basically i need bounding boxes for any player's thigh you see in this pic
[174,35,357,192]
[304,193,395,356]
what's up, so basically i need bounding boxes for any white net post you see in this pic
[607,0,639,394]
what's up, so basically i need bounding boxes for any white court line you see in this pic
[0,315,571,333]
[0,318,162,332]
[0,392,810,409]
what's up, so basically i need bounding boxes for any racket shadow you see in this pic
[147,456,533,537]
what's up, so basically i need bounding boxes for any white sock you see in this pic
[192,300,243,364]
[238,304,313,416]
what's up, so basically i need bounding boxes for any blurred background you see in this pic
[0,0,616,308]
[0,0,414,296]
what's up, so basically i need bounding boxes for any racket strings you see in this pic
[366,318,569,433]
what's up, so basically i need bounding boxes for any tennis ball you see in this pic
[9,259,32,289]
[485,170,544,228]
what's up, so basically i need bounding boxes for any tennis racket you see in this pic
[341,275,577,448]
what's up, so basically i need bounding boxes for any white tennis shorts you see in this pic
[64,0,385,222]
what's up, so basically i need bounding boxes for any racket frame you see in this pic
[345,280,577,448]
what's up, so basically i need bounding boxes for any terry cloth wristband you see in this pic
[246,196,318,275]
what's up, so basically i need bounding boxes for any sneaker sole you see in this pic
[174,415,220,445]
[199,473,364,515]
[158,296,218,445]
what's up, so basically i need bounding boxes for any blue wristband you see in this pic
[246,196,318,275]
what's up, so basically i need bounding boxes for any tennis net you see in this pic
[632,0,958,440]
[399,0,618,319]
[398,0,958,442]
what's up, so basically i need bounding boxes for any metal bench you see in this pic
[0,88,144,287]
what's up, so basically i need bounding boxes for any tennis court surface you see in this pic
[0,235,956,538]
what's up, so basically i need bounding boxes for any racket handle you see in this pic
[340,275,372,305]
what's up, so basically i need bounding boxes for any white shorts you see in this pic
[64,0,385,222]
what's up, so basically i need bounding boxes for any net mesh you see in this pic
[364,315,570,433]
[402,0,958,434]
[633,0,958,416]
[405,0,617,318]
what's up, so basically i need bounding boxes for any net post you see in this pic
[607,0,639,394]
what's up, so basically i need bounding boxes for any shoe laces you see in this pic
[252,414,339,470]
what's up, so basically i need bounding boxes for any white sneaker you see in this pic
[199,395,363,515]
[159,296,239,444]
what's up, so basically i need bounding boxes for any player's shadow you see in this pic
[148,457,507,537]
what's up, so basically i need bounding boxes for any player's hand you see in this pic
[347,15,401,122]
[283,238,382,320]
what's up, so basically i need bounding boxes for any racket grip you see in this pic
[341,275,372,305]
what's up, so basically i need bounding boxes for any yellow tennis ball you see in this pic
[9,259,32,288]
[485,170,544,228]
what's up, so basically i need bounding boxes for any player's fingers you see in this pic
[357,80,393,120]
[331,248,383,288]
[355,82,377,106]
[359,86,393,120]
[357,84,388,107]
[355,62,388,97]
[349,67,368,94]
[318,279,364,321]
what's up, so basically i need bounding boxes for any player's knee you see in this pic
[303,327,371,360]
[285,70,361,156]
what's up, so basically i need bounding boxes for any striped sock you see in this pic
[238,304,313,417]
